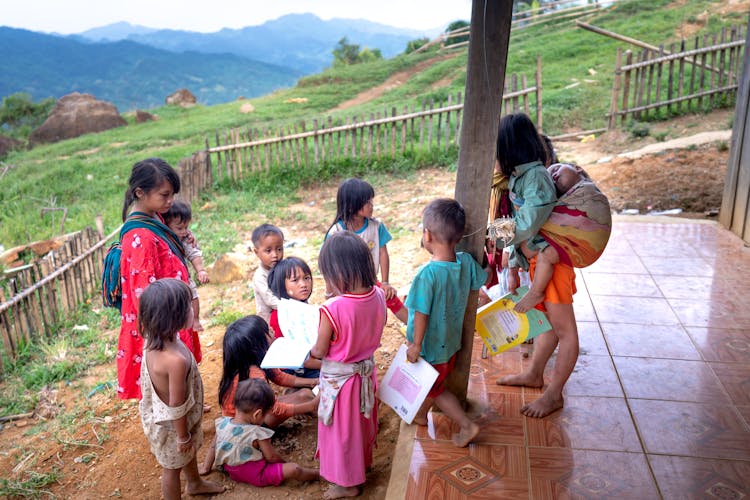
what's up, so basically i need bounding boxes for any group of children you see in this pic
[134,111,611,498]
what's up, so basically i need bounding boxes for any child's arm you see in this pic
[191,255,210,284]
[257,438,284,463]
[379,245,396,300]
[406,311,429,363]
[167,356,193,454]
[198,435,216,475]
[310,312,333,360]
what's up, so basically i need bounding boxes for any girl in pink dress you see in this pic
[311,231,386,499]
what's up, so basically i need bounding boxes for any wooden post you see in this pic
[450,0,513,402]
[536,55,543,131]
[609,48,623,129]
[621,50,633,125]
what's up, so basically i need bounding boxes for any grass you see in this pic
[0,470,59,499]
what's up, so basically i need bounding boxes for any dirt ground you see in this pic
[0,109,733,498]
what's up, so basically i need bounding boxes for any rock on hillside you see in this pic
[29,93,126,145]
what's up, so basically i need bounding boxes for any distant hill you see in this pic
[82,14,432,73]
[0,27,301,111]
[76,21,159,42]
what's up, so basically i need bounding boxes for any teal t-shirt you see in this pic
[405,252,487,364]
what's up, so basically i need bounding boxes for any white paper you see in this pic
[377,344,439,424]
[261,299,320,369]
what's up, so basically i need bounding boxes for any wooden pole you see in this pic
[450,0,513,402]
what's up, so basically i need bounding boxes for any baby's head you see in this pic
[164,200,192,240]
[422,198,466,250]
[234,378,275,423]
[548,163,586,195]
[251,224,284,270]
[318,231,376,295]
[268,257,313,302]
[139,278,193,351]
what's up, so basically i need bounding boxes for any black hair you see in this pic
[329,178,375,231]
[267,256,313,300]
[318,231,376,294]
[122,158,181,221]
[251,224,284,247]
[163,200,192,225]
[218,315,272,409]
[422,198,466,244]
[139,279,192,351]
[495,113,548,177]
[234,378,276,414]
[540,134,558,166]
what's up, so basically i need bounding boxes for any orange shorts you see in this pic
[529,255,576,309]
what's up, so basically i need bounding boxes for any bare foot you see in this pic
[521,393,564,418]
[452,421,480,447]
[184,478,225,495]
[203,404,211,413]
[514,288,544,313]
[497,371,544,388]
[323,484,361,499]
[193,320,205,333]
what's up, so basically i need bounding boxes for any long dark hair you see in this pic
[218,315,271,408]
[268,256,312,300]
[318,231,376,294]
[122,158,181,221]
[329,178,374,231]
[138,279,192,351]
[495,113,548,177]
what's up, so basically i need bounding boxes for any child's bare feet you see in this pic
[452,421,480,448]
[197,462,211,476]
[184,478,225,495]
[324,484,361,499]
[521,392,564,418]
[203,404,211,413]
[497,371,544,388]
[514,288,544,313]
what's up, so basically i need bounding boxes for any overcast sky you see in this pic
[1,0,473,34]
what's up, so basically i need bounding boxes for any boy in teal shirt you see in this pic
[406,198,487,447]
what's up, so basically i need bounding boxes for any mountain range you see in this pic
[0,15,433,112]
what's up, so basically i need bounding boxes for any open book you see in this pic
[475,286,552,356]
[377,344,439,424]
[260,299,320,369]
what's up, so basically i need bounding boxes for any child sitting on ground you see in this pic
[405,198,488,447]
[513,162,611,312]
[267,256,322,379]
[137,278,224,499]
[218,315,318,428]
[199,378,319,486]
[325,178,407,323]
[250,224,285,332]
[164,200,210,334]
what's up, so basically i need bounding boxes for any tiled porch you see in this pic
[389,217,750,499]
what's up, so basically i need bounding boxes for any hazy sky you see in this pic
[1,0,473,34]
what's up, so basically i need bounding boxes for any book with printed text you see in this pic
[377,344,439,424]
[260,299,319,369]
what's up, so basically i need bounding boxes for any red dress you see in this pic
[116,222,201,400]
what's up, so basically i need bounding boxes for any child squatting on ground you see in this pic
[137,278,224,499]
[199,378,319,486]
[325,178,408,323]
[250,224,285,332]
[405,198,488,448]
[164,200,210,332]
[312,231,386,499]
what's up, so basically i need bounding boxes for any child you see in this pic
[514,162,611,313]
[250,224,284,327]
[325,178,407,323]
[404,198,487,448]
[218,315,318,428]
[267,256,322,378]
[311,231,386,499]
[164,200,210,334]
[199,378,319,486]
[137,278,224,499]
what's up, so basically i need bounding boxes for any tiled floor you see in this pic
[401,219,750,499]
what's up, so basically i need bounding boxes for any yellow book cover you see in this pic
[475,286,551,356]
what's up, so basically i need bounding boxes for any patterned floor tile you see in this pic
[564,354,624,398]
[649,454,750,500]
[710,362,750,406]
[602,323,701,359]
[687,326,750,363]
[589,295,681,325]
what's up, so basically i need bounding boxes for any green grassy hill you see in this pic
[0,0,743,256]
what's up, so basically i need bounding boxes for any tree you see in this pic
[332,37,361,66]
[0,93,55,140]
[444,20,470,47]
[405,37,430,54]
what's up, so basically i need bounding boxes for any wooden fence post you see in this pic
[609,47,623,129]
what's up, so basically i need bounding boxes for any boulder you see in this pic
[135,110,157,123]
[165,88,197,107]
[0,135,23,157]
[208,252,251,283]
[29,93,126,145]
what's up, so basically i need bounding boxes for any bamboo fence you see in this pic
[609,24,745,127]
[0,227,112,374]
[207,65,542,181]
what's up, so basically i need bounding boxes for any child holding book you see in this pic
[405,198,487,448]
[137,278,224,499]
[199,378,319,486]
[312,231,386,499]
